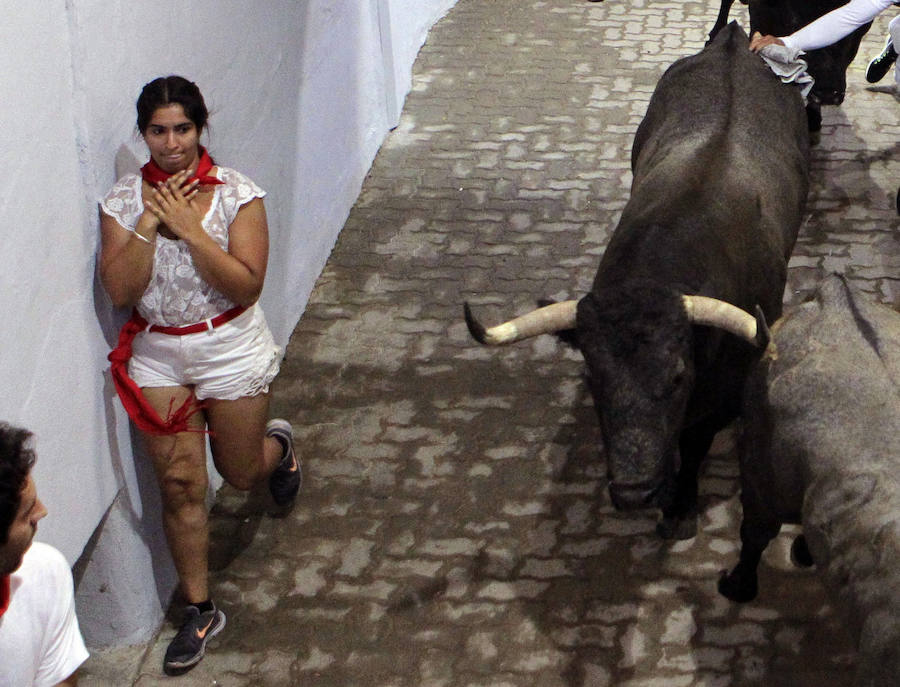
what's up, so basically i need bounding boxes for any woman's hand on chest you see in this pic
[143,170,213,244]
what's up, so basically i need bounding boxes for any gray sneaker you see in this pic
[266,419,302,507]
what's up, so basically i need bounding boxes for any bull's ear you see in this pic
[753,305,770,349]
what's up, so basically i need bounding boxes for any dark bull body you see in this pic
[719,275,900,686]
[466,23,809,539]
[581,22,808,537]
[710,0,873,131]
[467,23,809,538]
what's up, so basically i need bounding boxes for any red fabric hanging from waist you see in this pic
[106,306,247,435]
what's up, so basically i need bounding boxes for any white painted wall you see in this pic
[0,0,455,646]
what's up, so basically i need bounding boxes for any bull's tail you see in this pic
[707,0,738,45]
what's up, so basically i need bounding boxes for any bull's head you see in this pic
[465,289,765,510]
[577,288,694,510]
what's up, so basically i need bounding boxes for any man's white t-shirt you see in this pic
[0,542,89,687]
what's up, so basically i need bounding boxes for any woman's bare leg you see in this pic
[140,385,210,604]
[204,393,283,490]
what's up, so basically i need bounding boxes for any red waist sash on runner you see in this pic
[107,305,248,435]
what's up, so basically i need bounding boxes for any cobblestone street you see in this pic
[83,1,900,685]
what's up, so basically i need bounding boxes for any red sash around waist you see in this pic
[106,306,247,435]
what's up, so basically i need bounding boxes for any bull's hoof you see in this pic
[790,534,814,568]
[805,102,821,136]
[656,515,697,540]
[718,568,758,603]
[718,570,758,602]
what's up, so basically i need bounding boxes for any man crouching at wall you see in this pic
[0,422,88,687]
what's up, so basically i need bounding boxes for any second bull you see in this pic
[465,23,810,539]
[718,274,900,687]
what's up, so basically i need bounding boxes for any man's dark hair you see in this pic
[0,423,35,545]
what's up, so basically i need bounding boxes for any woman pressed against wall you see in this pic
[99,75,301,676]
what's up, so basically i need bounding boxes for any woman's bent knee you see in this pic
[220,468,260,492]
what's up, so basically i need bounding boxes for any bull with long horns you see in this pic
[465,23,810,539]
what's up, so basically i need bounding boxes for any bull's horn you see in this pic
[464,300,578,345]
[682,295,768,347]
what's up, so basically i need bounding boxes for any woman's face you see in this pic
[143,103,200,174]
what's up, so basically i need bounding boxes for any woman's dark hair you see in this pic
[136,75,209,133]
[0,423,35,546]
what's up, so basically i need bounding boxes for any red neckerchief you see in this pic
[140,146,224,186]
[0,575,10,618]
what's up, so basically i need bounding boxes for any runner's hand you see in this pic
[749,31,785,53]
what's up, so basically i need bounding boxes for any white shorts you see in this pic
[128,303,283,400]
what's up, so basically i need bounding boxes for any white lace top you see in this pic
[100,166,266,326]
